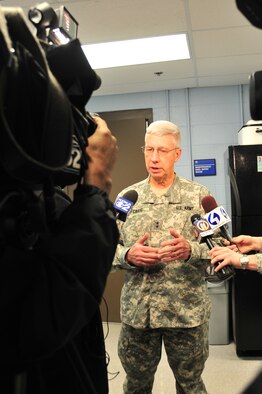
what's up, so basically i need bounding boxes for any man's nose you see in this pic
[151,149,160,160]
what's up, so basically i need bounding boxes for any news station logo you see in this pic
[204,206,230,230]
[114,197,134,214]
[193,218,213,239]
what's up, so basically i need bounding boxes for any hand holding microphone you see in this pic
[201,196,233,243]
[191,213,235,283]
[201,195,241,252]
[202,196,262,255]
[210,245,244,271]
[228,234,262,254]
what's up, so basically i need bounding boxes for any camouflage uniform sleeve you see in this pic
[111,243,136,271]
[186,240,210,263]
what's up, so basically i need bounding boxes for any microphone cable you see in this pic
[101,296,120,381]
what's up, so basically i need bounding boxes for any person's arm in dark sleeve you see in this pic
[0,116,119,368]
[0,185,118,368]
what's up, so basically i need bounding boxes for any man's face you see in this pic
[144,134,182,182]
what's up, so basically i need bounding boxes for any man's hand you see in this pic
[85,116,118,194]
[159,230,191,261]
[126,233,161,268]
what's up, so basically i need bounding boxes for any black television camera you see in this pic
[0,1,101,187]
[0,2,101,249]
[236,0,262,119]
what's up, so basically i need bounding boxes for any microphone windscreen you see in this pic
[122,190,138,205]
[191,213,201,224]
[201,195,218,213]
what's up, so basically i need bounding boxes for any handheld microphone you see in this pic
[201,196,232,243]
[191,214,215,248]
[191,214,235,283]
[114,190,138,222]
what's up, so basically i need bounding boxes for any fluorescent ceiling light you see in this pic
[82,33,190,69]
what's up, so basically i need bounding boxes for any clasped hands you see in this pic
[126,230,191,268]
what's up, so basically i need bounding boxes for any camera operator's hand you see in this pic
[85,116,118,194]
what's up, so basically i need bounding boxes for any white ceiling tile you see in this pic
[193,26,262,57]
[1,0,262,95]
[188,0,249,29]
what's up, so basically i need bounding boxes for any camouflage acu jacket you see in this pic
[112,175,213,329]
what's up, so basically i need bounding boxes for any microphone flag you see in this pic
[204,206,231,231]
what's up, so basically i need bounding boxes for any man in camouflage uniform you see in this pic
[112,120,214,394]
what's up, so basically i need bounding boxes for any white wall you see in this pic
[88,84,251,221]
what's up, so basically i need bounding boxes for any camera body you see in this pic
[0,2,101,188]
[0,3,101,248]
[236,0,262,120]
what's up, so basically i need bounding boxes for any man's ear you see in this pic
[174,147,182,162]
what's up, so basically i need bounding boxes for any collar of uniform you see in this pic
[168,175,182,203]
[143,175,181,204]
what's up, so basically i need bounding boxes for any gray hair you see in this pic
[146,120,181,146]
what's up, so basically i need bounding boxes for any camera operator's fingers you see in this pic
[85,117,118,194]
[91,115,109,132]
[87,122,118,169]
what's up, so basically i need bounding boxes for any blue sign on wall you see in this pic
[194,159,216,176]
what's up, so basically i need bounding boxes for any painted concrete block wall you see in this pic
[88,84,251,228]
[189,86,242,212]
